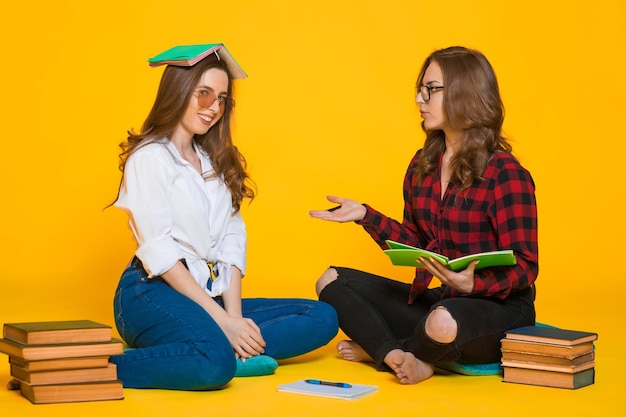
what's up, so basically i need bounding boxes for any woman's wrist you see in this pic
[358,204,367,221]
[354,204,369,223]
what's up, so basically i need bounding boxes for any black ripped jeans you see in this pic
[319,266,535,370]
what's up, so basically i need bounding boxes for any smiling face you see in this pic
[173,67,230,141]
[416,61,447,133]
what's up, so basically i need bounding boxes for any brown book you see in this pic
[19,380,124,404]
[501,358,595,373]
[504,326,598,346]
[0,338,123,361]
[500,338,594,357]
[502,366,595,389]
[11,363,117,385]
[3,320,112,345]
[501,349,594,366]
[9,355,110,372]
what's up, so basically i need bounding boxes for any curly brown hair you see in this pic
[116,55,255,211]
[416,46,512,192]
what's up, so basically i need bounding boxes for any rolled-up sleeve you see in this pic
[115,149,182,277]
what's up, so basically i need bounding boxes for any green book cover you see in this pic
[147,43,247,79]
[383,240,516,271]
[148,44,221,63]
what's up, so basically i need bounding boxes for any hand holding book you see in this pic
[383,240,516,271]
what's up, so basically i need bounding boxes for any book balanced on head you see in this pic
[147,43,247,79]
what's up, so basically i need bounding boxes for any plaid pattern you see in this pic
[358,150,538,302]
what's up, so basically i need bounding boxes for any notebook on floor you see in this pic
[278,379,377,400]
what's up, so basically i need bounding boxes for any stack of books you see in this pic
[500,325,598,389]
[0,320,124,403]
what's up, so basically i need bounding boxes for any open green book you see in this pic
[148,43,247,79]
[383,240,516,271]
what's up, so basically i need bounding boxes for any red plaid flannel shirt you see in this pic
[357,150,538,302]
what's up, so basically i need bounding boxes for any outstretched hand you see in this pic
[309,195,367,223]
[419,256,477,294]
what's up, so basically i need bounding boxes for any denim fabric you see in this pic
[319,266,535,369]
[110,261,338,390]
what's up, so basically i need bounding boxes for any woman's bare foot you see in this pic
[384,349,434,384]
[336,340,374,362]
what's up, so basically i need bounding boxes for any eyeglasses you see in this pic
[416,85,445,102]
[193,88,228,109]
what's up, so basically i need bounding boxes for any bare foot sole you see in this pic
[384,349,434,384]
[336,340,374,362]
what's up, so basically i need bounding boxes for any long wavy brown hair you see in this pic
[116,56,255,211]
[416,46,512,192]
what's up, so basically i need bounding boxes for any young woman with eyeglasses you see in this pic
[109,47,338,390]
[310,46,538,384]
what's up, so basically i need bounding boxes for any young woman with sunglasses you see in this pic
[110,47,338,390]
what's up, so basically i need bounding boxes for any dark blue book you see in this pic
[505,326,598,346]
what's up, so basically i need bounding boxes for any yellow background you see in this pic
[0,0,623,415]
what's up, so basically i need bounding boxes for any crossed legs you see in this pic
[316,267,458,384]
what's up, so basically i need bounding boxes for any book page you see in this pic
[447,250,516,271]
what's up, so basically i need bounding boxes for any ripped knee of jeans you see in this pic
[424,306,458,344]
[315,267,339,296]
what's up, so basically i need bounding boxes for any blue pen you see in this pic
[305,379,352,388]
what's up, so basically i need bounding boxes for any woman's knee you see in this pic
[425,307,458,344]
[315,267,339,297]
[184,346,236,390]
[314,300,339,340]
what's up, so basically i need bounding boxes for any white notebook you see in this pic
[278,379,377,400]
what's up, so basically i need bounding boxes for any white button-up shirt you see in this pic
[115,139,246,297]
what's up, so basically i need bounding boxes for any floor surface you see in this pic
[0,330,620,417]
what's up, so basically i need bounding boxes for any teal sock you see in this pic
[235,355,278,377]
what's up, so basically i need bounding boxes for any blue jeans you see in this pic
[110,260,338,390]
